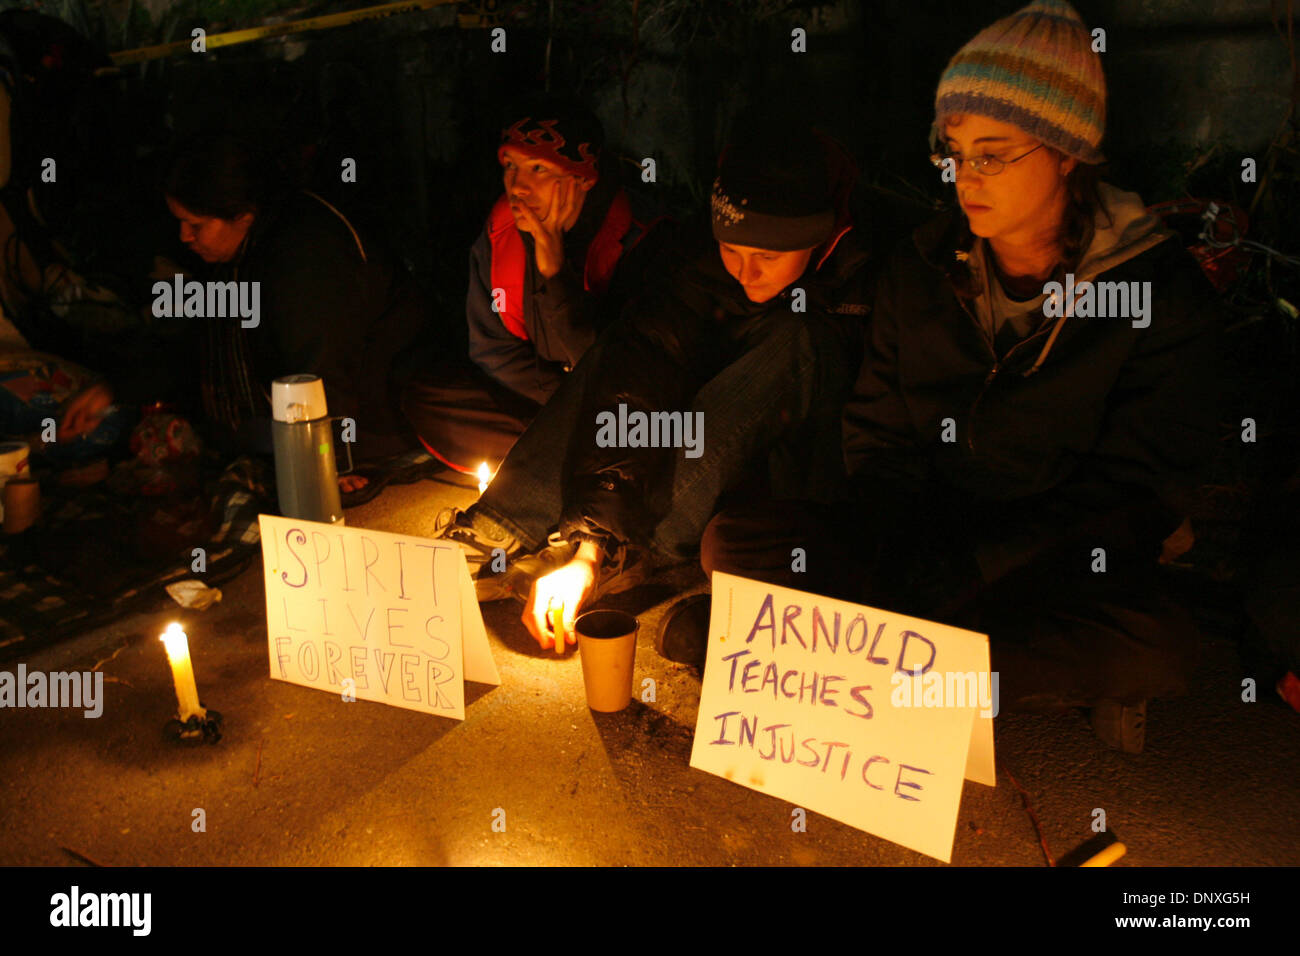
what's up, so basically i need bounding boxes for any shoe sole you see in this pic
[589,555,652,602]
[474,573,515,602]
[655,592,711,664]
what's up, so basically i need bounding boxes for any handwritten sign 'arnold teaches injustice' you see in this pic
[259,515,498,720]
[690,572,995,863]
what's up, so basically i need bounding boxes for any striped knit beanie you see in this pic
[934,0,1106,164]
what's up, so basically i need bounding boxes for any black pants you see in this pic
[701,498,1201,710]
[400,358,541,472]
[471,309,858,560]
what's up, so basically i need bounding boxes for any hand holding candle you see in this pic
[550,599,568,655]
[523,559,596,652]
[160,622,205,721]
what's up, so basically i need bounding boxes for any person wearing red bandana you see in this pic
[402,97,639,473]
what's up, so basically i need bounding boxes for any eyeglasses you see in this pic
[929,142,1045,176]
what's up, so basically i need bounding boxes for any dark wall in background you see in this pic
[27,0,1294,339]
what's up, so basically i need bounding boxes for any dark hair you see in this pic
[1059,158,1108,272]
[164,134,281,220]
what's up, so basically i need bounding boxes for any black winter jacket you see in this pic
[842,190,1222,585]
[205,190,425,459]
[558,213,875,549]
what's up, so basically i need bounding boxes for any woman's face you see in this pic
[941,114,1076,247]
[718,242,815,304]
[166,196,254,264]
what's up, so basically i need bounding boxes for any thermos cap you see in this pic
[271,375,329,423]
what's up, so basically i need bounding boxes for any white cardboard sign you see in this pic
[259,514,499,719]
[690,572,995,862]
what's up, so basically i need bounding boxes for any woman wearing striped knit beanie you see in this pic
[836,0,1223,750]
[931,0,1109,286]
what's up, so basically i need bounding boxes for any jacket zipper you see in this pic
[956,294,996,455]
[922,227,1064,458]
[956,293,1060,456]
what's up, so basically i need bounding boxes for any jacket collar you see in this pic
[911,209,969,277]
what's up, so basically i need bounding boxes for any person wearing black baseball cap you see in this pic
[698,1,1222,752]
[435,122,879,655]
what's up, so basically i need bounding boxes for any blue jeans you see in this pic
[474,308,858,562]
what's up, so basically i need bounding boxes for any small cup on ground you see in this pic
[575,609,638,713]
[3,478,40,534]
[0,441,30,521]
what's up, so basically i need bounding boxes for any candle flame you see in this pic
[160,622,189,662]
[477,461,492,494]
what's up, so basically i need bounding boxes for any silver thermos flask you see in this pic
[270,374,351,525]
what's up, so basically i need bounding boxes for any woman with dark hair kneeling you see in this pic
[164,135,425,490]
[696,0,1222,752]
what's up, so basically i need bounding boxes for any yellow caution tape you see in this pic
[110,0,487,67]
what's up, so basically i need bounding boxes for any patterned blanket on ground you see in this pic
[0,447,443,660]
[0,455,269,661]
[0,447,441,660]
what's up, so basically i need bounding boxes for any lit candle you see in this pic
[160,622,205,721]
[476,461,492,494]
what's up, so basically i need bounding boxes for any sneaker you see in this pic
[494,534,652,605]
[434,507,524,579]
[655,592,711,665]
[480,532,577,602]
[589,541,652,602]
[1090,698,1147,753]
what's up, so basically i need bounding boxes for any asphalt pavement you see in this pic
[1,475,1297,867]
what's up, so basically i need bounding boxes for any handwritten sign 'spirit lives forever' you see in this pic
[260,516,470,717]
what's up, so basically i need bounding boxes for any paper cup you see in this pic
[576,609,639,713]
[2,478,39,534]
[0,441,30,522]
